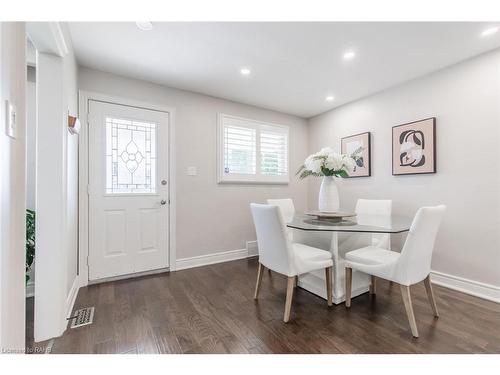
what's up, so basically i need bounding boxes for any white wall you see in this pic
[0,21,26,352]
[78,67,309,263]
[62,24,79,298]
[32,22,79,342]
[308,49,500,289]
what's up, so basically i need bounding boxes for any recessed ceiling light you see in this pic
[325,96,335,102]
[481,26,499,37]
[343,50,356,60]
[240,67,251,76]
[136,22,153,31]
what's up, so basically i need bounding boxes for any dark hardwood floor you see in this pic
[31,257,500,354]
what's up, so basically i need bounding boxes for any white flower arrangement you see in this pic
[297,146,364,179]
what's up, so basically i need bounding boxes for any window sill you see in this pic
[217,179,290,185]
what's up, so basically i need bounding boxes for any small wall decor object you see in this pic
[341,132,371,177]
[68,115,81,135]
[392,117,436,175]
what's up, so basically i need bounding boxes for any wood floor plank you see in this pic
[28,258,500,354]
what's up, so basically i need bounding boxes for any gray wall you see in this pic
[78,67,309,261]
[307,49,500,287]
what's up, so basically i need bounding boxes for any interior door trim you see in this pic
[78,90,177,287]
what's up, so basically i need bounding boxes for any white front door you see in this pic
[88,100,169,281]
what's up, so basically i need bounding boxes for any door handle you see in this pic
[160,199,167,205]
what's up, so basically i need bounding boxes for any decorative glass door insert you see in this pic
[105,117,157,194]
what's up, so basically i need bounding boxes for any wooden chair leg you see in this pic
[424,275,439,317]
[284,277,295,323]
[370,275,377,295]
[254,263,264,299]
[294,275,298,287]
[325,267,333,306]
[345,267,352,308]
[400,285,419,338]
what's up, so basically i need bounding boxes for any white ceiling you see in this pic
[68,22,500,118]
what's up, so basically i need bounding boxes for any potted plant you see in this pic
[297,147,363,212]
[26,209,35,284]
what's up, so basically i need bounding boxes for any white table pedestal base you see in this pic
[293,230,372,304]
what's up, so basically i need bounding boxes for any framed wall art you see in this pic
[341,132,371,177]
[392,117,436,175]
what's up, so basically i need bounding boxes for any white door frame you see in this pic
[78,91,176,286]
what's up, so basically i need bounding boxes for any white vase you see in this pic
[318,176,340,213]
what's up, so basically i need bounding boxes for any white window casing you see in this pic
[218,113,289,184]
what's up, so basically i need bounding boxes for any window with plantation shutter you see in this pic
[218,114,289,184]
[260,127,288,177]
[223,124,256,175]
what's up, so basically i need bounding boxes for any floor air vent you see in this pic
[69,307,95,329]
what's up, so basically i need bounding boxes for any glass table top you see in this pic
[286,214,412,233]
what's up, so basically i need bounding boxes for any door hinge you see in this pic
[87,185,91,195]
[86,256,89,267]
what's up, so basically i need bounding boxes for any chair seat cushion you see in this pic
[292,243,333,275]
[345,246,399,266]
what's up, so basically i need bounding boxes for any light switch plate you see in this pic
[5,100,16,139]
[187,166,197,176]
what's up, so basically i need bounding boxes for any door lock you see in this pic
[160,199,167,205]
[161,180,167,185]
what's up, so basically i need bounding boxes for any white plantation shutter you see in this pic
[223,125,256,175]
[218,114,289,184]
[260,128,288,176]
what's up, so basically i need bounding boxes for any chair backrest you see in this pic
[355,199,392,248]
[355,199,392,216]
[266,198,295,223]
[396,205,446,285]
[250,203,295,276]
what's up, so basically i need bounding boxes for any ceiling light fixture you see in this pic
[481,26,499,37]
[343,50,356,60]
[136,22,153,31]
[240,67,251,76]
[325,96,335,102]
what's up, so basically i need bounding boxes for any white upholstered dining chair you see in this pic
[353,199,393,293]
[355,198,392,248]
[266,198,295,223]
[250,203,333,322]
[267,198,295,241]
[344,205,446,337]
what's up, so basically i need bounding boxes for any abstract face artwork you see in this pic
[392,118,436,175]
[341,132,371,177]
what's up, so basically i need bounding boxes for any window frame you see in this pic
[217,113,290,185]
[103,115,160,196]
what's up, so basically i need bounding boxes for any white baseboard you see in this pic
[430,270,500,304]
[26,281,35,298]
[176,247,256,271]
[63,276,80,331]
[246,240,259,257]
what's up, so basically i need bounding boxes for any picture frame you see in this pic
[341,132,371,177]
[392,117,436,176]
